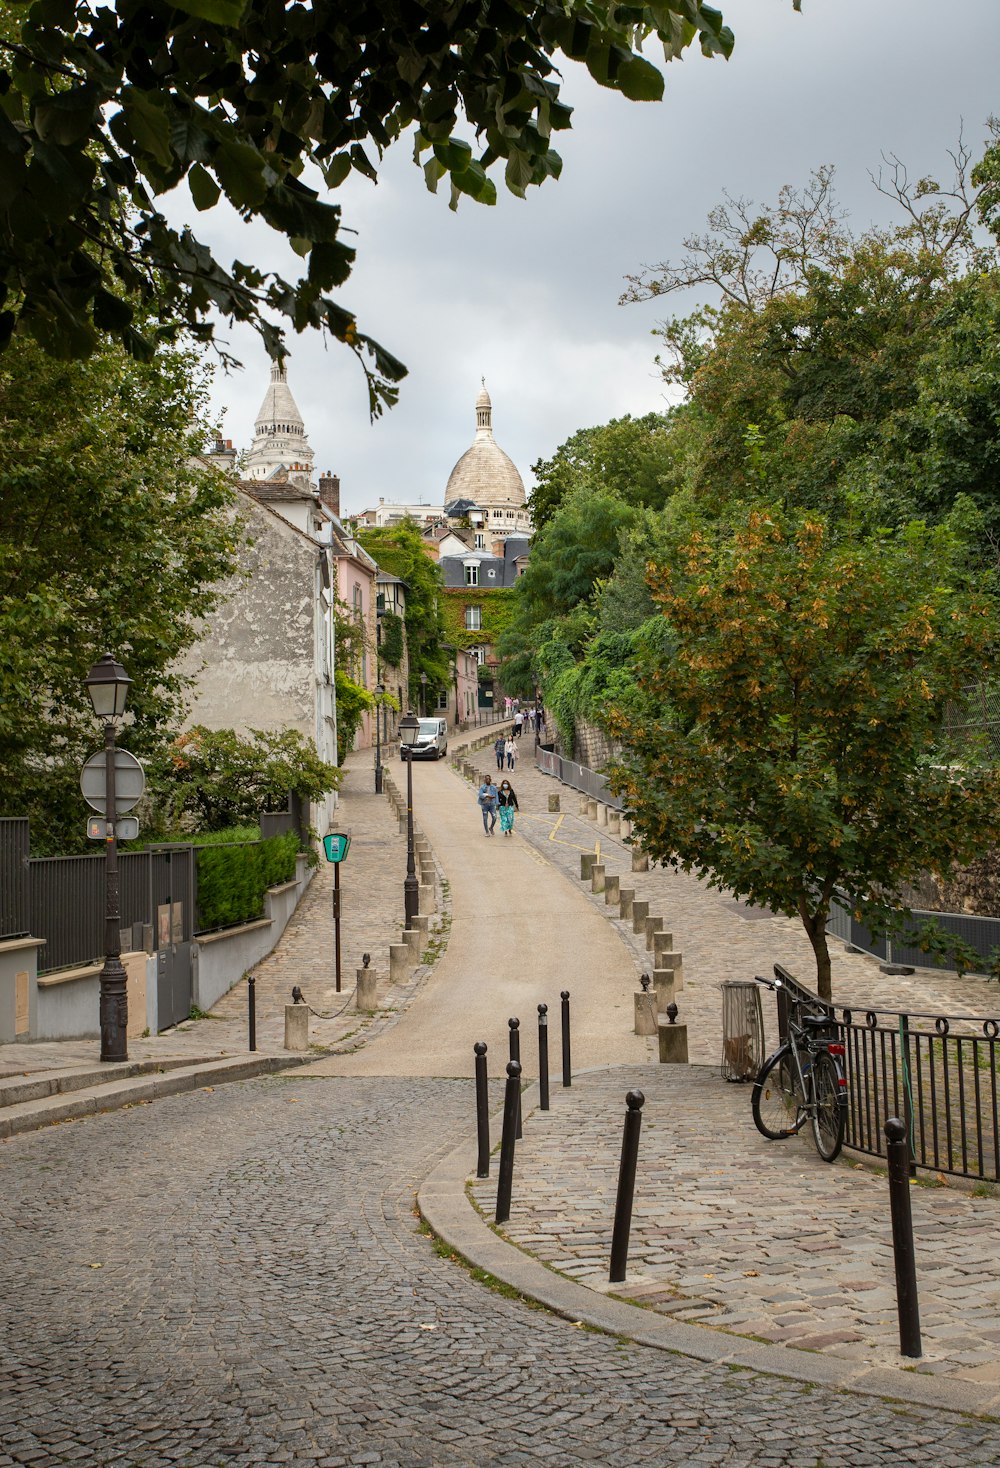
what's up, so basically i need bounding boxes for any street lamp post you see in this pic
[84,653,132,1063]
[419,670,427,717]
[399,710,420,928]
[374,682,384,794]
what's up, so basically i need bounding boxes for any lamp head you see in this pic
[399,711,419,747]
[84,653,132,721]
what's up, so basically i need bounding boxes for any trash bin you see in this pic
[720,980,765,1083]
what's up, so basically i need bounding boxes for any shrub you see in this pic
[195,831,299,931]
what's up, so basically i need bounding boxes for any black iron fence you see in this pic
[771,963,1000,1183]
[0,818,29,939]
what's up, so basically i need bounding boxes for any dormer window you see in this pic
[465,563,479,586]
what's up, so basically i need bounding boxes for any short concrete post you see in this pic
[398,816,408,836]
[389,944,412,984]
[608,812,621,835]
[419,883,436,913]
[597,803,608,827]
[548,793,560,813]
[284,1003,309,1051]
[604,874,620,906]
[644,915,664,949]
[580,852,597,881]
[579,795,589,816]
[591,864,606,894]
[652,970,677,1011]
[654,953,684,990]
[587,799,598,820]
[619,888,634,920]
[634,991,658,1037]
[651,930,676,963]
[413,913,430,936]
[356,967,378,1011]
[403,927,422,957]
[658,1008,689,1064]
[619,818,631,841]
[631,899,650,935]
[631,850,649,873]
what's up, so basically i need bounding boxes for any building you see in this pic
[355,499,444,528]
[443,383,532,540]
[243,363,315,489]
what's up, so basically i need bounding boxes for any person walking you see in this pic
[505,736,517,771]
[477,774,499,836]
[494,734,506,771]
[497,779,519,837]
[513,709,523,738]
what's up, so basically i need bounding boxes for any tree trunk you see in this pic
[799,903,833,1003]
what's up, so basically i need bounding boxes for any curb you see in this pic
[0,1052,310,1139]
[417,1081,1000,1422]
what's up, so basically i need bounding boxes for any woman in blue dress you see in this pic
[497,779,519,836]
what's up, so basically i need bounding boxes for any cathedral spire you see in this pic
[475,380,493,438]
[244,359,315,483]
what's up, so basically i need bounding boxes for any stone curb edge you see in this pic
[417,1081,1000,1423]
[0,1053,311,1139]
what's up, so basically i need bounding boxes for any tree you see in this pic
[608,503,1000,1000]
[0,333,239,851]
[353,519,448,707]
[528,412,683,530]
[0,0,741,405]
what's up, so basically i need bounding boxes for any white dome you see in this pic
[445,383,526,508]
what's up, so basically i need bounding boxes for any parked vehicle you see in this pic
[400,717,448,761]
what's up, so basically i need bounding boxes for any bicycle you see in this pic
[750,976,848,1162]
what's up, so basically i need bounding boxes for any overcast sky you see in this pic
[189,0,999,516]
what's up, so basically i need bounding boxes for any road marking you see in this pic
[549,813,565,841]
[520,812,601,856]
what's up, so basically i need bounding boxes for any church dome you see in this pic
[445,383,526,508]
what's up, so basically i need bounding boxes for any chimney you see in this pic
[319,471,341,517]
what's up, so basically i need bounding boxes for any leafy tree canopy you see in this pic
[0,332,239,851]
[528,411,685,529]
[353,519,448,705]
[609,502,1000,1000]
[0,0,744,407]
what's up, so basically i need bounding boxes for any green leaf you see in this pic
[171,0,248,25]
[213,139,267,207]
[34,86,99,147]
[614,57,664,103]
[188,162,220,211]
[115,92,173,170]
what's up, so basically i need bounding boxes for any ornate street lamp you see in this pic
[398,710,420,928]
[419,670,428,717]
[84,653,132,1063]
[374,682,385,794]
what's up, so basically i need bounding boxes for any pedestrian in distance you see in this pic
[513,709,523,738]
[478,774,499,835]
[505,735,517,770]
[494,734,506,770]
[497,779,519,836]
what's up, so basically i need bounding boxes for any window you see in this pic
[486,568,496,579]
[465,563,479,586]
[475,533,485,549]
[437,691,448,711]
[465,605,481,631]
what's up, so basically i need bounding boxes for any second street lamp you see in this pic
[399,710,420,928]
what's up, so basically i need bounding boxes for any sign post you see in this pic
[322,833,351,992]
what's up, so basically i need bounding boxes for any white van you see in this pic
[401,716,449,761]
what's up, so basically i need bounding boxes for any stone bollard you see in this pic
[654,953,684,990]
[634,990,658,1037]
[619,888,635,920]
[658,1012,689,1064]
[620,818,631,841]
[389,943,412,984]
[652,970,678,1011]
[579,795,590,816]
[587,799,598,821]
[632,850,649,873]
[548,793,560,813]
[605,874,620,906]
[651,930,675,963]
[419,883,436,914]
[631,899,650,935]
[608,812,621,836]
[356,967,378,1011]
[403,927,422,957]
[284,1003,309,1050]
[580,852,597,881]
[644,915,664,949]
[413,913,430,936]
[597,803,608,827]
[591,864,606,894]
[398,816,408,836]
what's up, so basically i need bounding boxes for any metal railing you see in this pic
[828,896,1000,973]
[770,964,1000,1183]
[535,748,624,811]
[0,817,30,939]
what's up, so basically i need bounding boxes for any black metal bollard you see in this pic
[474,1042,490,1179]
[561,989,572,1087]
[885,1117,922,1358]
[247,973,257,1052]
[508,1017,522,1139]
[538,1004,550,1111]
[495,1060,522,1225]
[609,1090,645,1283]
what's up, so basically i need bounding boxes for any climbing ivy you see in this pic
[380,610,405,668]
[440,587,518,651]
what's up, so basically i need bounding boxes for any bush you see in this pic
[195,831,299,931]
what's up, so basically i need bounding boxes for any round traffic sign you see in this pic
[80,748,146,814]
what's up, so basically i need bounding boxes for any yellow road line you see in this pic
[548,813,565,841]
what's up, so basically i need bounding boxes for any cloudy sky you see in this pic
[190,0,999,516]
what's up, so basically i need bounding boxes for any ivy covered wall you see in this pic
[440,586,518,652]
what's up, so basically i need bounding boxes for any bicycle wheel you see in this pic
[810,1050,847,1162]
[751,1047,807,1140]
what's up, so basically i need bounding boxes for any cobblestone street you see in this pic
[3,1076,1000,1468]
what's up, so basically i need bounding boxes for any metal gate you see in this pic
[150,846,194,1030]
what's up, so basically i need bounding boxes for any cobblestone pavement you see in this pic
[3,1075,1000,1468]
[470,1064,1000,1384]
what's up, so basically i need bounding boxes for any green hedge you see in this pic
[195,831,299,932]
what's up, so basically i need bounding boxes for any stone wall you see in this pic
[900,849,1000,918]
[573,718,618,771]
